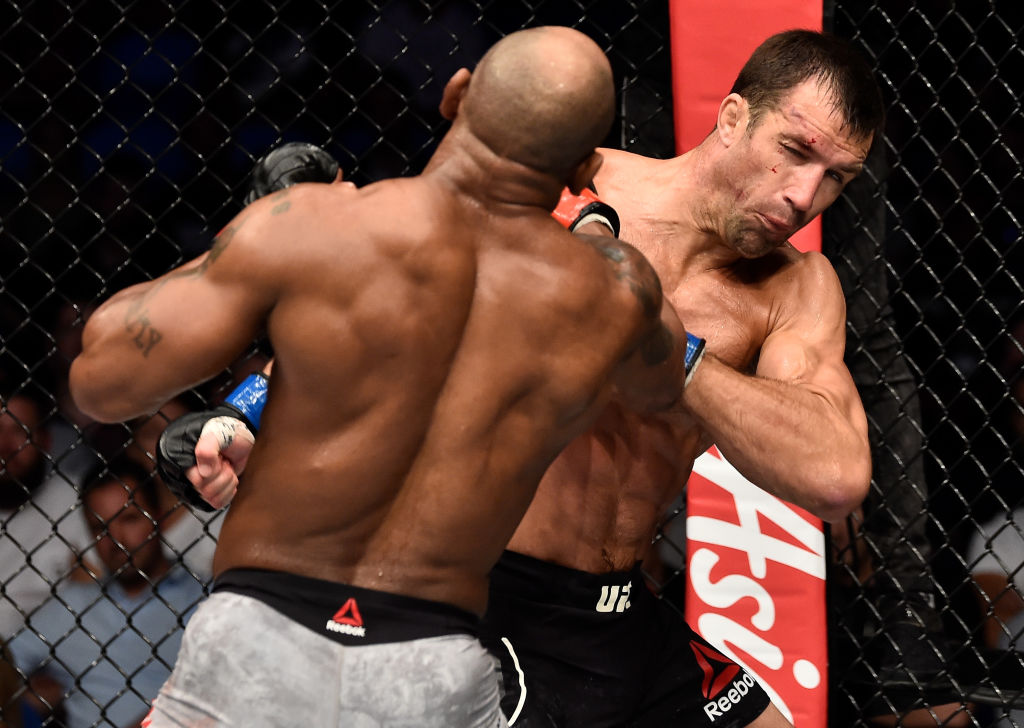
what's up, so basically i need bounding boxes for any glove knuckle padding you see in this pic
[245,142,340,204]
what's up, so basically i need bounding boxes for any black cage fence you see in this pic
[0,1,1021,726]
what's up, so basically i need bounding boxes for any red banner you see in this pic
[669,3,828,725]
[685,449,828,725]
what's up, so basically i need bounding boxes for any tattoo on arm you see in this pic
[269,190,291,216]
[584,236,673,367]
[586,238,662,320]
[194,214,246,274]
[126,309,163,356]
[116,210,255,355]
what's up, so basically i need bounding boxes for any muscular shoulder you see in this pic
[593,147,658,193]
[229,180,409,261]
[768,247,847,336]
[572,233,663,322]
[785,248,844,302]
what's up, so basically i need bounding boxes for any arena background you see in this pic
[0,0,1021,726]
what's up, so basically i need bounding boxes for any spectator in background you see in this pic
[43,299,116,487]
[7,456,204,728]
[0,384,93,643]
[126,397,223,583]
[0,641,23,728]
[966,315,1024,726]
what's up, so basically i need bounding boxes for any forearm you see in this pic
[682,354,871,522]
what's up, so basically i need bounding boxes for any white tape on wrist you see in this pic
[571,211,617,236]
[202,415,256,451]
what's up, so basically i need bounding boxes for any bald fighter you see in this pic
[69,27,692,728]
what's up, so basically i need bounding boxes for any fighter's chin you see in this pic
[732,233,784,259]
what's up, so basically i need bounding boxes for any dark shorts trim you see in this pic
[213,567,479,646]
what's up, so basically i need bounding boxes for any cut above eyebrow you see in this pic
[786,136,864,175]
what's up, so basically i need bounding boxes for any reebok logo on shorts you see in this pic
[690,640,756,722]
[325,597,366,637]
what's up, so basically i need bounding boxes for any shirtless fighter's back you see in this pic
[69,27,688,728]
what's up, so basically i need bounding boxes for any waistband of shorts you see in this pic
[489,550,647,610]
[213,567,480,646]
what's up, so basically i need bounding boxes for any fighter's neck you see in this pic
[425,128,564,213]
[593,147,747,284]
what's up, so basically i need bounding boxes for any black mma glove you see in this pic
[156,373,267,511]
[244,141,340,204]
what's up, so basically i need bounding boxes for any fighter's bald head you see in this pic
[461,27,614,178]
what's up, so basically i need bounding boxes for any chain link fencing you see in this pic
[0,0,1021,725]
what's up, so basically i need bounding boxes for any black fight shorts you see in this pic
[480,550,772,728]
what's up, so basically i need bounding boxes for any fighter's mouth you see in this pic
[757,213,793,236]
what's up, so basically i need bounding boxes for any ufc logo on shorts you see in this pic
[595,581,632,613]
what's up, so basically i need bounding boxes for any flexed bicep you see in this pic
[755,264,867,438]
[70,206,279,422]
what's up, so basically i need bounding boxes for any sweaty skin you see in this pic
[70,27,688,616]
[508,78,873,573]
[163,56,871,728]
[181,79,872,581]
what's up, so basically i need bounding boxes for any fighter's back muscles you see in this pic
[83,177,684,612]
[160,217,683,526]
[231,199,681,611]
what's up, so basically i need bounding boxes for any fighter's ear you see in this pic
[716,93,748,147]
[566,151,604,196]
[439,68,472,121]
